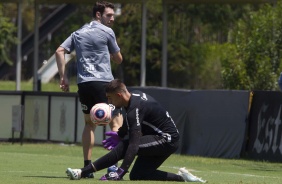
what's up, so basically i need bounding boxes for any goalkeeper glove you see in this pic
[100,167,125,181]
[102,131,121,150]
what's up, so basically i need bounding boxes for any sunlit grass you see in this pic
[0,80,78,92]
[0,143,281,184]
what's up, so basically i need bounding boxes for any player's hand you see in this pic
[102,131,121,150]
[59,77,69,92]
[100,168,124,181]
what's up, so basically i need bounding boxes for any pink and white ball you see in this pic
[90,103,112,125]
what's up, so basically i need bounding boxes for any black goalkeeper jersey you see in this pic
[118,90,179,141]
[117,90,180,171]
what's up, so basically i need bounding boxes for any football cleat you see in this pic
[107,165,119,173]
[178,167,207,183]
[100,171,122,181]
[66,168,81,180]
[101,167,125,181]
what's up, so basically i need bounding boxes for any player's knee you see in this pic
[84,119,96,129]
[84,114,95,127]
[110,113,123,131]
[129,172,139,180]
[129,170,146,180]
[85,121,93,127]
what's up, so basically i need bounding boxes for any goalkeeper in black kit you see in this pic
[66,79,206,183]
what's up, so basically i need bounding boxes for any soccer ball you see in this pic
[90,103,112,125]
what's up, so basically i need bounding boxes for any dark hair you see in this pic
[92,1,115,18]
[106,79,125,93]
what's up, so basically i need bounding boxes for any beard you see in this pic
[101,19,112,27]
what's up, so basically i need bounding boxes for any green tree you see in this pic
[0,4,17,66]
[112,3,143,86]
[165,3,252,89]
[38,2,257,89]
[222,2,282,90]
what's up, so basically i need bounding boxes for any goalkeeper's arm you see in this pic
[118,130,141,175]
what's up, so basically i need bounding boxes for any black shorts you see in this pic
[78,81,108,114]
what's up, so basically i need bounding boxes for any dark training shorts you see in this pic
[78,81,108,114]
[77,81,121,115]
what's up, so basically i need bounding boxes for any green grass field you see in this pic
[0,80,78,92]
[0,143,281,184]
[1,81,282,183]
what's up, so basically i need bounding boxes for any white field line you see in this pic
[159,165,281,179]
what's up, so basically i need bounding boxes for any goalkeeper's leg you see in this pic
[129,135,183,181]
[130,155,184,181]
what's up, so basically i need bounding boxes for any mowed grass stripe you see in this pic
[0,143,282,184]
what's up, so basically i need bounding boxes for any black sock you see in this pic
[84,160,91,167]
[81,164,95,177]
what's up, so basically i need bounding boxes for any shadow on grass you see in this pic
[23,176,66,179]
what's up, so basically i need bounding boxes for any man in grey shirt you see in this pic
[55,1,123,178]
